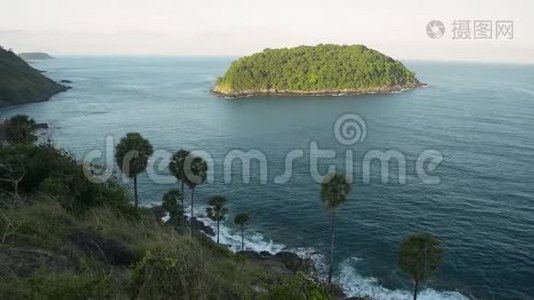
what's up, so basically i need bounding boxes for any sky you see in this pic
[1,0,533,62]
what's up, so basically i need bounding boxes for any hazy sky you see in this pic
[1,0,533,62]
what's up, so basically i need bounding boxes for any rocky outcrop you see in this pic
[68,231,135,266]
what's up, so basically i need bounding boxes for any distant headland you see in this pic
[213,44,423,98]
[0,47,69,108]
[17,52,54,60]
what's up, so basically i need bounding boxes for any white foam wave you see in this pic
[338,257,469,300]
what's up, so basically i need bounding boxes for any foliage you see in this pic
[114,132,154,179]
[215,44,419,94]
[320,172,352,211]
[207,195,228,223]
[0,271,119,300]
[207,195,228,244]
[161,188,183,223]
[263,274,329,300]
[181,154,208,190]
[234,213,250,227]
[1,114,37,144]
[399,231,444,299]
[0,143,130,214]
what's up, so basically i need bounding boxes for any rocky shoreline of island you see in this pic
[212,81,425,98]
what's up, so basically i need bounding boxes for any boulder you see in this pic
[273,251,312,273]
[190,217,215,236]
[68,231,134,266]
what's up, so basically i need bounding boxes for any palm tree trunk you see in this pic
[180,181,184,208]
[327,210,336,286]
[133,175,138,208]
[190,187,195,233]
[241,226,244,251]
[413,280,419,300]
[216,220,220,244]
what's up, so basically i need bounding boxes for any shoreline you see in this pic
[212,82,426,98]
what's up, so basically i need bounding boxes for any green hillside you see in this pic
[0,47,68,108]
[214,44,421,97]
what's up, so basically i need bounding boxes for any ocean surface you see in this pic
[1,57,533,299]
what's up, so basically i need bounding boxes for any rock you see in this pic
[150,205,166,220]
[260,250,272,257]
[68,231,135,266]
[190,217,215,236]
[238,250,262,260]
[34,122,49,129]
[273,251,312,273]
[60,79,72,83]
[0,246,74,277]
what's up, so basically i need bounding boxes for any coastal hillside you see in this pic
[214,44,421,97]
[0,47,68,108]
[18,52,54,60]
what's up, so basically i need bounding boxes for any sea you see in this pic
[1,56,533,299]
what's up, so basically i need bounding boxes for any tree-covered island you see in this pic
[213,44,423,97]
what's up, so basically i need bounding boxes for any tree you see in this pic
[162,189,183,224]
[206,195,228,244]
[2,115,37,144]
[399,232,444,300]
[181,155,208,229]
[320,172,352,286]
[168,149,190,208]
[115,133,153,208]
[234,213,250,251]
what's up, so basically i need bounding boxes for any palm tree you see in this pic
[320,172,352,286]
[234,213,250,251]
[162,189,183,223]
[182,154,208,228]
[115,132,154,208]
[399,232,444,300]
[168,149,190,208]
[206,195,228,244]
[4,114,37,144]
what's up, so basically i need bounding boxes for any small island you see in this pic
[17,52,54,60]
[213,44,423,97]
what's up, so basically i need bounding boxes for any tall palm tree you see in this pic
[168,149,190,208]
[115,132,154,208]
[320,172,352,286]
[162,188,183,223]
[206,195,228,244]
[234,213,250,251]
[182,154,208,229]
[399,232,443,300]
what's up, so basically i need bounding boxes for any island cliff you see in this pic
[213,44,422,97]
[0,47,69,108]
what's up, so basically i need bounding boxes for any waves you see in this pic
[152,202,469,300]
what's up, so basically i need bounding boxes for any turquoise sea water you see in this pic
[1,57,533,299]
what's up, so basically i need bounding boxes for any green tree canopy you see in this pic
[214,44,420,96]
[399,231,444,300]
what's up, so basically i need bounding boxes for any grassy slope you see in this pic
[0,47,68,108]
[0,143,336,299]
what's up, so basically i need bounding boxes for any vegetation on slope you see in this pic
[214,44,421,97]
[0,115,445,300]
[0,47,68,108]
